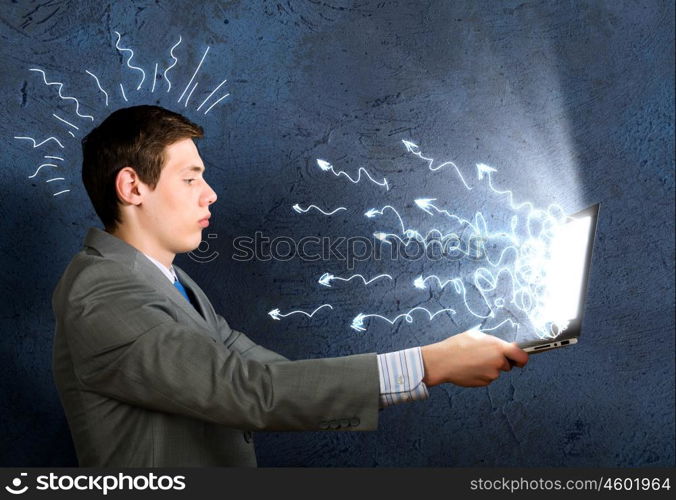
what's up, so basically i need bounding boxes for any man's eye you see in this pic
[184,179,196,185]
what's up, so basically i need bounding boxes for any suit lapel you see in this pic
[83,228,215,335]
[174,266,212,322]
[136,256,211,329]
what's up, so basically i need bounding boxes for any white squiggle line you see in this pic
[351,306,456,332]
[151,63,158,93]
[412,209,573,339]
[197,78,227,111]
[85,70,109,106]
[414,275,454,290]
[414,199,518,243]
[374,217,517,260]
[184,81,198,108]
[68,131,75,137]
[119,84,128,102]
[402,139,472,190]
[294,142,574,338]
[28,163,59,178]
[414,198,478,232]
[178,46,210,104]
[268,304,333,321]
[318,273,393,288]
[46,177,65,182]
[477,163,534,213]
[44,155,64,161]
[376,230,494,261]
[365,205,408,235]
[483,245,519,268]
[114,31,146,90]
[480,319,518,332]
[29,68,94,121]
[316,159,389,190]
[451,278,496,319]
[292,203,347,216]
[14,136,64,149]
[375,231,454,248]
[52,113,79,130]
[53,189,70,196]
[413,276,493,319]
[204,92,230,115]
[374,228,467,250]
[164,35,182,93]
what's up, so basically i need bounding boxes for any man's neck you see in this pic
[108,225,175,269]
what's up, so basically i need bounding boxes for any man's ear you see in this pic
[114,166,144,206]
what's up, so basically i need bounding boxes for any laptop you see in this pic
[517,203,600,354]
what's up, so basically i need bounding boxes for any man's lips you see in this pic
[198,215,211,227]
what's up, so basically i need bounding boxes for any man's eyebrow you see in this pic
[181,165,205,173]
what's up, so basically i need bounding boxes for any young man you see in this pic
[52,105,528,467]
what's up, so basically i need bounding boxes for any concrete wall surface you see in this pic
[0,0,673,466]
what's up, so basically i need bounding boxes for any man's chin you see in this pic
[186,240,203,254]
[176,234,204,254]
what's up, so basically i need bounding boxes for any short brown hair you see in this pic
[82,105,203,231]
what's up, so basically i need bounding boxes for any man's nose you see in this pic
[203,182,217,205]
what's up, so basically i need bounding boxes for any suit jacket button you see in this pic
[349,417,360,427]
[319,421,329,430]
[243,431,253,443]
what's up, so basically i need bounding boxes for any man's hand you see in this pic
[420,329,529,387]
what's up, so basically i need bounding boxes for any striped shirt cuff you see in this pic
[377,347,429,408]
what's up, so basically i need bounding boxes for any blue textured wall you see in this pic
[0,1,673,466]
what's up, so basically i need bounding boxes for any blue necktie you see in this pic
[173,277,192,303]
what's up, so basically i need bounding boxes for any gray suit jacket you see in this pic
[52,228,379,467]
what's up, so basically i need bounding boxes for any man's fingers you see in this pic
[504,342,529,368]
[499,359,512,372]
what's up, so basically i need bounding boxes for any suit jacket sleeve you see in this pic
[63,261,379,431]
[215,313,290,364]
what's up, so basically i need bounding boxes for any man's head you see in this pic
[82,105,217,261]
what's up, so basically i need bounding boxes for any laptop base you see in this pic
[519,337,578,354]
